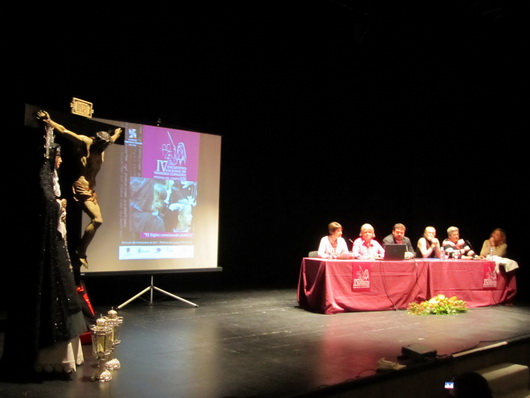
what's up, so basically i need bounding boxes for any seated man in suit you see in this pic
[382,223,415,259]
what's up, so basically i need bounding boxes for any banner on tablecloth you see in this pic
[352,262,372,291]
[483,262,497,289]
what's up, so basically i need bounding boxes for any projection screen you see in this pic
[82,117,222,275]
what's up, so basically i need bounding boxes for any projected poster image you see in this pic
[82,117,221,274]
[129,178,196,234]
[120,126,200,260]
[125,178,197,255]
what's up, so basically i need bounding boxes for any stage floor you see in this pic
[1,288,530,398]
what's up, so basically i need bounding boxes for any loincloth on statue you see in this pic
[72,179,98,204]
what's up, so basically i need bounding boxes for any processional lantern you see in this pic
[90,307,125,381]
[90,316,114,382]
[104,307,124,370]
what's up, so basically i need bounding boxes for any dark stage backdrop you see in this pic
[9,3,528,307]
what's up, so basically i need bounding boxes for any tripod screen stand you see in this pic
[117,275,199,309]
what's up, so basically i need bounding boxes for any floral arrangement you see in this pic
[407,294,468,315]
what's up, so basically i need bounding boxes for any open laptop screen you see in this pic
[383,244,407,260]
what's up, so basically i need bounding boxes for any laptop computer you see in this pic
[383,244,407,260]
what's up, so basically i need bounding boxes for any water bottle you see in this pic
[440,248,446,260]
[488,246,495,260]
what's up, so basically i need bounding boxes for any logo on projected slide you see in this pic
[157,139,187,177]
[482,263,497,289]
[142,126,200,181]
[352,264,371,291]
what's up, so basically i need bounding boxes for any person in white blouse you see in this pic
[317,222,353,259]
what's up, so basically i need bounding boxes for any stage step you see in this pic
[476,363,530,398]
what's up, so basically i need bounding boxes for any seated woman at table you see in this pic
[351,223,385,260]
[478,228,519,272]
[442,226,477,259]
[417,226,442,258]
[317,222,353,259]
[480,228,508,258]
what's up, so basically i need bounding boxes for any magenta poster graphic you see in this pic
[482,262,497,289]
[352,262,371,291]
[142,125,200,181]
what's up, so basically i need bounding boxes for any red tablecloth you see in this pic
[297,258,517,314]
[297,258,429,314]
[427,259,517,308]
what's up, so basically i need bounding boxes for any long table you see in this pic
[297,258,517,314]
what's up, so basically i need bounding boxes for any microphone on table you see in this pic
[465,240,474,251]
[349,239,356,257]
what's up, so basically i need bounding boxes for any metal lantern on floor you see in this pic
[90,316,114,382]
[104,307,123,370]
[106,307,124,345]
